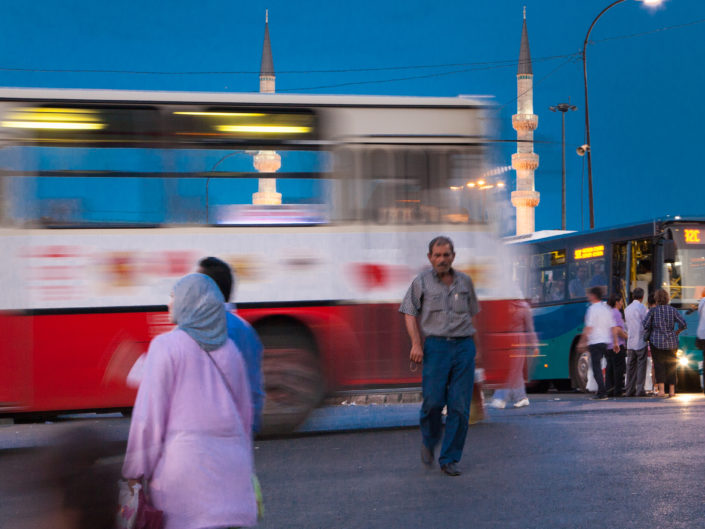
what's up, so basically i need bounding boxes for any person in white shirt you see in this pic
[578,286,617,400]
[624,287,648,397]
[696,293,705,394]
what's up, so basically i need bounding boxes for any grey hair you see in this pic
[428,236,455,255]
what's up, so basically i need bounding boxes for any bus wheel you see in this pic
[258,322,324,436]
[571,348,590,392]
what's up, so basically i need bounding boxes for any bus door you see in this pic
[613,239,654,303]
[627,239,654,299]
[612,242,628,302]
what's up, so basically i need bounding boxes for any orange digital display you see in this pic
[684,229,701,244]
[574,245,604,260]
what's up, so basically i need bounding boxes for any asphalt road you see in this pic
[2,394,705,529]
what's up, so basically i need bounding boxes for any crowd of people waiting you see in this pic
[580,286,687,399]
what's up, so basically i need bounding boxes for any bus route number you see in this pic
[684,229,701,244]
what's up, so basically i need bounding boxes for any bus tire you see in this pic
[570,340,590,392]
[257,319,325,436]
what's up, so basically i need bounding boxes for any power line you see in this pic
[0,52,578,76]
[591,16,705,44]
[278,54,580,92]
[499,55,581,109]
[0,15,698,84]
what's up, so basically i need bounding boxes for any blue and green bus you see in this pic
[508,218,705,391]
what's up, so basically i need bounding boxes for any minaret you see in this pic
[510,7,540,235]
[259,9,275,93]
[253,9,282,205]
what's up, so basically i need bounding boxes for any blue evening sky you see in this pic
[0,0,703,231]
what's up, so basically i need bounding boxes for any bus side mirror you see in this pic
[663,239,676,264]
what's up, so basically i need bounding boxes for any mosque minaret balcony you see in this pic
[511,152,539,171]
[512,113,538,132]
[511,190,540,208]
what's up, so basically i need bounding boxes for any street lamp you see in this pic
[582,0,663,229]
[550,103,577,230]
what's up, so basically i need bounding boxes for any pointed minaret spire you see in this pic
[259,9,275,93]
[518,7,532,75]
[253,9,282,205]
[511,7,540,235]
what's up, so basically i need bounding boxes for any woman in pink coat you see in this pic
[122,273,257,529]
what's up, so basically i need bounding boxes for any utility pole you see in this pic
[549,103,577,230]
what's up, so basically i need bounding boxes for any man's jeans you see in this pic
[625,346,648,395]
[420,336,475,466]
[588,343,608,397]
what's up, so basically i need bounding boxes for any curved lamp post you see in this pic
[582,0,663,229]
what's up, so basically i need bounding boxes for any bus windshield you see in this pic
[665,224,705,306]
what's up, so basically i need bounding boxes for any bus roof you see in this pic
[0,87,492,109]
[504,230,574,243]
[508,217,705,246]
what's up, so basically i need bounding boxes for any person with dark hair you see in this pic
[198,256,265,434]
[123,273,257,529]
[578,286,615,400]
[606,293,628,397]
[643,288,686,398]
[400,236,480,476]
[624,287,648,396]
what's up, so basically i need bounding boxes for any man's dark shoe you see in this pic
[421,445,434,467]
[592,394,608,400]
[440,462,461,476]
[635,392,647,397]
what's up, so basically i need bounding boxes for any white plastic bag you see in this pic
[586,356,607,393]
[586,361,597,393]
[116,480,141,529]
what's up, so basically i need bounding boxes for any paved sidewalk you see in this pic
[298,392,705,433]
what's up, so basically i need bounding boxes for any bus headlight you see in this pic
[677,350,689,367]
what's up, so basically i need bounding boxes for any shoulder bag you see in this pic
[204,351,265,520]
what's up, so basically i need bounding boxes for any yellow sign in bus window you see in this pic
[684,229,701,244]
[574,245,604,260]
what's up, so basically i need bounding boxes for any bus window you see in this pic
[530,250,566,304]
[3,145,330,227]
[538,268,566,303]
[358,147,493,225]
[568,257,607,299]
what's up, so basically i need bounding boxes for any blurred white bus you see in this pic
[0,88,517,432]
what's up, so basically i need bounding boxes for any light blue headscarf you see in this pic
[172,273,227,352]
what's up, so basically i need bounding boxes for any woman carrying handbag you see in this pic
[122,273,257,529]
